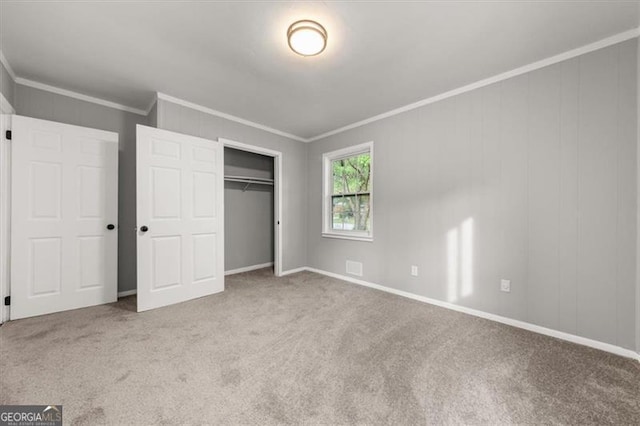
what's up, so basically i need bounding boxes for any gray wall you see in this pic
[307,40,638,351]
[0,61,15,108]
[14,84,148,293]
[156,98,307,272]
[147,101,157,128]
[4,39,638,352]
[224,148,274,271]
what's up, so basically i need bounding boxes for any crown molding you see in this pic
[15,78,149,116]
[0,51,155,117]
[306,27,640,142]
[1,27,638,142]
[0,51,16,81]
[0,92,15,114]
[156,92,307,142]
[144,94,158,115]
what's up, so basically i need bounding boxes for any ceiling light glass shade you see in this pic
[287,20,327,56]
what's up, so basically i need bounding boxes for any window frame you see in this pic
[322,141,374,242]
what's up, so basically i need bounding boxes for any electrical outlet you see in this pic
[500,279,511,292]
[411,265,418,276]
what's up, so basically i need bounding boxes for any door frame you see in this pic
[0,92,15,323]
[0,113,13,323]
[219,138,283,277]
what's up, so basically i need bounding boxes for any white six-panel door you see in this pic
[11,116,118,320]
[136,125,224,312]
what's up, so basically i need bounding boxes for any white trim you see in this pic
[221,138,282,157]
[220,138,284,277]
[0,114,11,323]
[0,50,16,81]
[118,289,137,298]
[3,29,636,144]
[637,34,640,356]
[0,49,156,118]
[157,93,307,143]
[15,78,148,116]
[322,141,374,240]
[322,142,372,160]
[225,262,274,276]
[321,233,373,242]
[304,267,640,361]
[279,267,307,276]
[306,27,640,142]
[144,95,158,116]
[0,92,15,114]
[275,152,283,277]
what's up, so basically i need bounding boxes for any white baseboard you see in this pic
[113,266,638,361]
[304,267,640,362]
[117,289,137,298]
[225,262,273,276]
[279,266,308,276]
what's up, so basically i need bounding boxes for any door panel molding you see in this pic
[10,115,118,319]
[136,125,224,312]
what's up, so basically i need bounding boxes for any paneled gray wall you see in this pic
[0,61,15,108]
[307,40,638,350]
[14,84,148,292]
[156,99,307,272]
[225,148,274,271]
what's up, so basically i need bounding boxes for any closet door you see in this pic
[11,116,119,319]
[136,125,224,312]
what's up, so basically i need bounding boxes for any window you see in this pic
[322,142,373,241]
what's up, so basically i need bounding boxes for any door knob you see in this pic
[106,224,115,230]
[140,226,149,232]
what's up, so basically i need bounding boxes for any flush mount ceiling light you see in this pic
[287,20,327,56]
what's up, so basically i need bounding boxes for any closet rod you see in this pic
[224,176,274,191]
[224,176,274,184]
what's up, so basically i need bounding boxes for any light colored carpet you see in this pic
[1,269,639,425]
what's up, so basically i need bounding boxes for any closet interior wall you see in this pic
[224,147,274,272]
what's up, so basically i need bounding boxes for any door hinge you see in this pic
[4,296,9,306]
[5,130,11,140]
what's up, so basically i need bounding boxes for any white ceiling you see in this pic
[1,1,639,140]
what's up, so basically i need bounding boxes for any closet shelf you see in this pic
[224,175,274,191]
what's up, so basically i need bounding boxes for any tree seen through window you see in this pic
[331,153,371,231]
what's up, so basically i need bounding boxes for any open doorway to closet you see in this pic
[221,139,282,277]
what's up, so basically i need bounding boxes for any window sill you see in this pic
[322,233,373,242]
